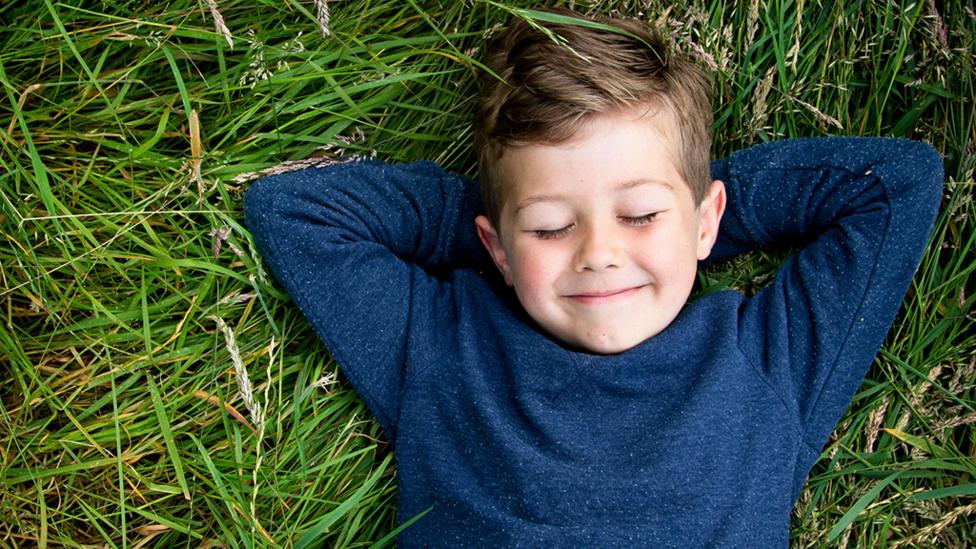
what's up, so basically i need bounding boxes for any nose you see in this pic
[573,222,624,272]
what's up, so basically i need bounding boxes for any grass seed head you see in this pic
[210,315,262,427]
[205,0,234,49]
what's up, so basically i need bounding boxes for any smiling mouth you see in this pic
[566,285,645,303]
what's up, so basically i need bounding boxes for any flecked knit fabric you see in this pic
[244,138,942,547]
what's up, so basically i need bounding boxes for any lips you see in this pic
[565,285,646,303]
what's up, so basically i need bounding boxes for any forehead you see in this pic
[496,108,688,213]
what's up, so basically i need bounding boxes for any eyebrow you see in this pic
[514,179,674,213]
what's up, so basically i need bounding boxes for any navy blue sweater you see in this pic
[244,138,942,546]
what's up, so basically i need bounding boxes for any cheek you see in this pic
[669,231,702,287]
[510,244,563,293]
[634,225,699,278]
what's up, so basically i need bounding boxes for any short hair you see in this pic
[472,10,713,224]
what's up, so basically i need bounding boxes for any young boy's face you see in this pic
[476,109,726,354]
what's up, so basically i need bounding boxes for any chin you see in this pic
[575,332,644,355]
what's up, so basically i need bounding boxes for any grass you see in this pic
[0,0,973,546]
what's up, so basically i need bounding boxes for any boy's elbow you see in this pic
[243,175,294,244]
[907,140,944,215]
[905,140,944,188]
[243,177,271,240]
[894,139,943,188]
[880,139,944,231]
[874,138,944,206]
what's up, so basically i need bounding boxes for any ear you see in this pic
[695,180,727,260]
[475,215,514,286]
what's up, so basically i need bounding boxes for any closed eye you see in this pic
[531,224,574,240]
[619,212,660,226]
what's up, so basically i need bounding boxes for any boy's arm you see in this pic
[708,137,942,455]
[244,159,488,441]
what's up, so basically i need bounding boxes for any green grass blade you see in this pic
[147,376,191,501]
[827,471,903,542]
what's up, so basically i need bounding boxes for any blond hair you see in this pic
[472,11,713,223]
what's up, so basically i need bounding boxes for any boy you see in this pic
[244,10,942,547]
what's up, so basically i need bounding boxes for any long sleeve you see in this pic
[244,159,488,441]
[710,138,942,471]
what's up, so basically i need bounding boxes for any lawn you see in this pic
[1,0,973,546]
